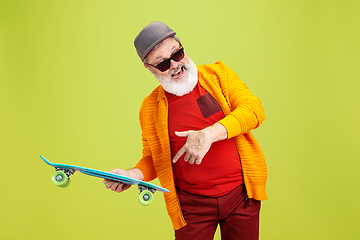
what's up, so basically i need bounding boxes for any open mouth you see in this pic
[171,66,185,79]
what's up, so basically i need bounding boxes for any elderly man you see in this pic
[104,21,267,240]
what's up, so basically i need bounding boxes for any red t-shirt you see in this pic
[166,82,243,197]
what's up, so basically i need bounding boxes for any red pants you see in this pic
[175,184,261,240]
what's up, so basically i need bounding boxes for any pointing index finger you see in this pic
[172,146,186,163]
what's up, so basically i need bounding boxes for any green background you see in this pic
[1,0,359,239]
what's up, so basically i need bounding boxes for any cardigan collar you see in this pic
[156,86,167,102]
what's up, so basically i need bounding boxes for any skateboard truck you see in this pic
[138,185,156,206]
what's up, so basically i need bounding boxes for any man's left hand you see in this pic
[172,123,228,165]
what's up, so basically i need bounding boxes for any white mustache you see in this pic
[169,63,185,76]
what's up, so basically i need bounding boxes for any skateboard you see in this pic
[40,155,169,206]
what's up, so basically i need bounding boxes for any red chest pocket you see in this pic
[197,93,222,118]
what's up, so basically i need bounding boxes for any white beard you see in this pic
[154,57,198,97]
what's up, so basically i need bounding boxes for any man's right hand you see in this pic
[103,168,144,193]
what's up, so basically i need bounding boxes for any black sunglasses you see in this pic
[147,46,185,72]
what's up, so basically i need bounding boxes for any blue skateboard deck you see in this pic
[41,155,169,205]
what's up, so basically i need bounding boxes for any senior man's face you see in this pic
[144,37,198,97]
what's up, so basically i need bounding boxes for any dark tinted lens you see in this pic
[172,48,184,61]
[156,60,171,72]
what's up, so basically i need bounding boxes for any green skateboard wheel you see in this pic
[139,190,153,206]
[52,171,69,187]
[59,177,71,188]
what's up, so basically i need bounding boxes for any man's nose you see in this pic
[170,58,180,69]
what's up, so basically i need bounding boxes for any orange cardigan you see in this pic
[135,61,267,230]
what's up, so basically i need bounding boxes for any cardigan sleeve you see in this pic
[217,61,265,139]
[134,106,157,182]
